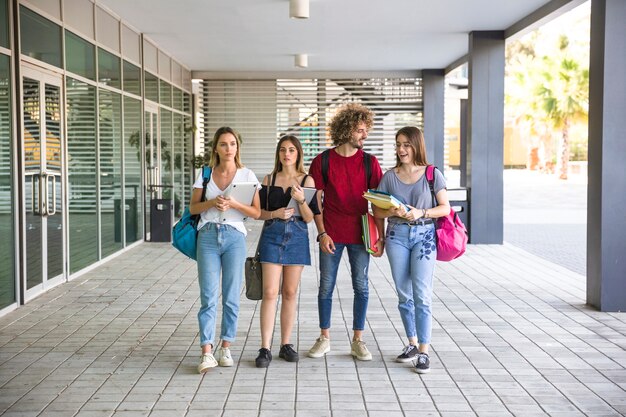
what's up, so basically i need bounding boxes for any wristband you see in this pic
[297,198,306,205]
[316,232,327,242]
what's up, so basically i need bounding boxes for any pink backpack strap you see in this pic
[426,165,436,182]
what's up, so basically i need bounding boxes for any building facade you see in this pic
[1,0,194,314]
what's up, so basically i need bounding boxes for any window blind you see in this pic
[199,78,423,178]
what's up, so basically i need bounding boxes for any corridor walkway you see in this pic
[0,223,624,417]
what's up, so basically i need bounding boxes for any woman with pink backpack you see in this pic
[372,126,451,374]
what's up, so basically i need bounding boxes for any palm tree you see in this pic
[535,35,589,179]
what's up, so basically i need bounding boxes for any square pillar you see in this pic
[422,69,445,170]
[467,31,505,244]
[587,0,626,311]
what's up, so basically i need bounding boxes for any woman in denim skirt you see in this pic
[372,126,450,374]
[254,135,319,367]
[189,126,261,373]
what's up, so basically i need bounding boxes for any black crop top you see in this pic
[259,174,321,215]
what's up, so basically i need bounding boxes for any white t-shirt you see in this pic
[193,167,260,235]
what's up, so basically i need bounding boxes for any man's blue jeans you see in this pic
[196,222,247,347]
[318,243,370,331]
[385,222,436,344]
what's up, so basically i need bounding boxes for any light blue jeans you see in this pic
[196,222,247,347]
[318,244,370,331]
[385,222,436,344]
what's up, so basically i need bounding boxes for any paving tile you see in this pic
[0,223,624,417]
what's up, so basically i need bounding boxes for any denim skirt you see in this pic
[259,218,311,266]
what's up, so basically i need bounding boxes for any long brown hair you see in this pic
[272,135,306,176]
[209,126,244,168]
[394,126,429,167]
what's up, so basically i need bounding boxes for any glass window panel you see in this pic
[123,60,141,96]
[159,79,172,108]
[98,89,122,257]
[22,77,41,290]
[173,87,182,112]
[183,92,191,114]
[98,48,121,89]
[173,113,183,217]
[0,0,8,49]
[65,30,96,80]
[183,115,193,205]
[123,97,143,243]
[66,78,98,272]
[160,109,172,194]
[0,54,14,308]
[20,6,62,68]
[144,71,158,103]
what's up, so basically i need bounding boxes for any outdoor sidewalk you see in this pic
[0,221,624,417]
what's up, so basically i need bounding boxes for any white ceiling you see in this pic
[97,0,566,74]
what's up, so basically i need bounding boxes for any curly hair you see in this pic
[329,103,374,146]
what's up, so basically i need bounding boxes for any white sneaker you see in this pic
[198,353,218,373]
[307,335,330,358]
[350,339,372,361]
[217,347,233,367]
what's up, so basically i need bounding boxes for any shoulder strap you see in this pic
[200,166,212,202]
[300,174,308,186]
[321,148,372,190]
[270,173,277,186]
[363,152,372,189]
[426,165,437,207]
[321,149,331,186]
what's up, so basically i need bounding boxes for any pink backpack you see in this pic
[426,166,468,261]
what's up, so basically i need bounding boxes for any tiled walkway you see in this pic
[1,223,625,417]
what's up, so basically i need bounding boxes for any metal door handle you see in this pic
[47,174,56,215]
[32,174,45,215]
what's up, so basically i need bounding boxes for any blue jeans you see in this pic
[196,222,247,347]
[318,244,370,331]
[385,223,436,344]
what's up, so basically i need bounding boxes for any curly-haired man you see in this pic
[307,103,384,361]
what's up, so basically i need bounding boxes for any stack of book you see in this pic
[360,213,379,254]
[363,190,409,210]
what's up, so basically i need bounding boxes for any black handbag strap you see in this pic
[254,175,271,256]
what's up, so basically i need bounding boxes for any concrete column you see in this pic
[466,31,505,244]
[422,69,445,170]
[587,0,626,311]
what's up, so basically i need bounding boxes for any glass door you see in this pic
[144,104,159,240]
[21,65,65,298]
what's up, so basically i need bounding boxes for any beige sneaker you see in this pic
[350,339,372,361]
[217,347,233,367]
[198,353,218,373]
[307,335,330,358]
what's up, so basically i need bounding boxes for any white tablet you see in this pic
[286,187,317,216]
[220,182,258,222]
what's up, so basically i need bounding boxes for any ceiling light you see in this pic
[295,54,308,68]
[290,0,309,19]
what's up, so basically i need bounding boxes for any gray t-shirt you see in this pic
[376,167,446,224]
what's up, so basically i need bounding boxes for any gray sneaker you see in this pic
[350,339,372,361]
[198,353,218,373]
[413,352,431,374]
[307,335,330,358]
[396,345,419,363]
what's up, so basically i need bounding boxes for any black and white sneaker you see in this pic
[255,348,272,368]
[279,344,299,362]
[413,352,430,374]
[396,345,419,363]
